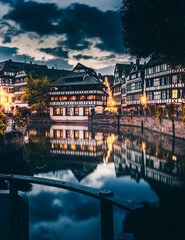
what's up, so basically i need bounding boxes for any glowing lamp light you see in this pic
[141,95,147,105]
[1,97,6,104]
[142,142,146,150]
[0,91,5,96]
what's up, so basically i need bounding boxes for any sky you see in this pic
[0,0,134,74]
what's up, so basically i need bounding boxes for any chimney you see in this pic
[9,59,12,62]
[30,61,32,64]
[52,67,54,69]
[136,58,140,65]
[130,62,134,65]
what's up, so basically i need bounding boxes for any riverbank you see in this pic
[89,115,185,140]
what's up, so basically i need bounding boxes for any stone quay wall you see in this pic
[89,115,185,140]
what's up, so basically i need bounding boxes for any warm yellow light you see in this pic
[1,97,6,104]
[105,134,115,164]
[71,144,76,151]
[141,95,146,105]
[103,77,117,113]
[0,91,5,96]
[172,155,177,161]
[142,142,146,150]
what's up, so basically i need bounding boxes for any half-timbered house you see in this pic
[145,58,185,106]
[49,63,107,122]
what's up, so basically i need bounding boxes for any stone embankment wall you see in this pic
[89,116,185,139]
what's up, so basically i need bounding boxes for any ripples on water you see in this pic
[0,123,185,240]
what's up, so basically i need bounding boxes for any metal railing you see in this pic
[0,174,143,240]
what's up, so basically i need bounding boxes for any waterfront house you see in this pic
[145,58,185,106]
[49,63,107,122]
[126,60,145,107]
[112,63,133,110]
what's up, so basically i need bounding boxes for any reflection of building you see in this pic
[49,124,105,181]
[50,124,105,159]
[49,63,107,122]
[113,137,183,187]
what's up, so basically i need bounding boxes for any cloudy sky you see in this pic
[0,0,134,74]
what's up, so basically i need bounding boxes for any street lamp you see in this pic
[141,95,147,105]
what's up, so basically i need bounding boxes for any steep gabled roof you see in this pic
[50,72,103,87]
[73,63,97,77]
[115,63,133,77]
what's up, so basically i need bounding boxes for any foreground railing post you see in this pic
[100,190,114,240]
[9,181,19,240]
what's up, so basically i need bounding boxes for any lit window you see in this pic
[51,143,54,149]
[74,108,79,116]
[172,90,178,98]
[66,130,70,138]
[55,97,58,101]
[63,144,67,150]
[80,145,86,151]
[59,96,67,101]
[74,130,79,139]
[84,108,89,116]
[84,131,89,139]
[87,95,96,100]
[71,145,76,151]
[66,108,70,116]
[69,96,76,101]
[56,130,60,138]
[51,97,54,101]
[80,95,86,100]
[88,146,94,152]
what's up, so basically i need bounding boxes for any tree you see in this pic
[120,0,185,67]
[0,111,6,135]
[22,74,51,113]
[14,107,30,128]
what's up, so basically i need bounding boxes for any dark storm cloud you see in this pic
[3,1,124,54]
[39,47,69,59]
[73,54,93,60]
[0,46,18,57]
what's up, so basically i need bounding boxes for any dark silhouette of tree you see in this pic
[120,0,185,67]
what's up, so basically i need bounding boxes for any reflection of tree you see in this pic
[123,181,185,240]
[25,135,51,170]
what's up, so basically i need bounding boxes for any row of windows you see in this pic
[51,143,97,152]
[51,95,102,101]
[145,64,170,75]
[53,107,89,116]
[127,82,142,91]
[127,93,142,101]
[53,130,89,139]
[146,89,184,100]
[112,86,121,93]
[146,75,179,88]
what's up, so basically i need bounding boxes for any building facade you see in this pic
[0,59,70,111]
[49,63,107,122]
[112,63,133,110]
[126,61,144,107]
[145,58,185,106]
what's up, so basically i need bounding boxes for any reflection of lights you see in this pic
[105,134,115,164]
[80,145,86,151]
[103,77,117,113]
[172,155,177,161]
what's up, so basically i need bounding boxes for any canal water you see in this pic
[1,123,185,240]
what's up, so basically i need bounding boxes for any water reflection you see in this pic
[1,123,185,240]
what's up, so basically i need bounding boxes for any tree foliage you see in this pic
[22,74,51,113]
[0,111,6,135]
[14,107,31,128]
[120,0,185,67]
